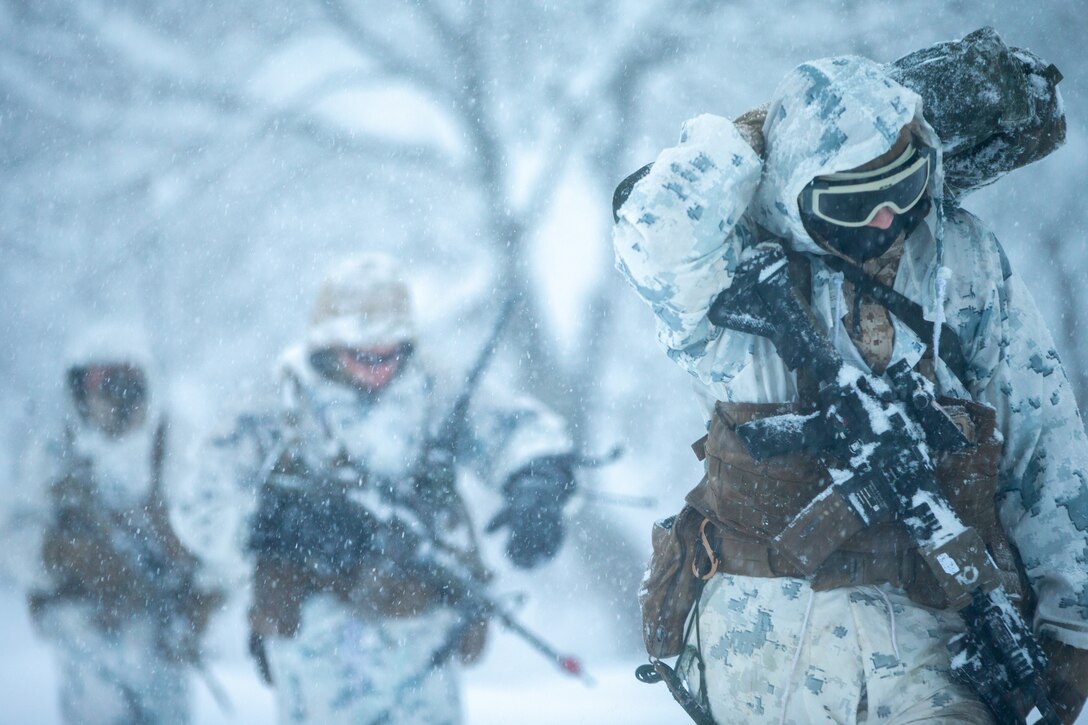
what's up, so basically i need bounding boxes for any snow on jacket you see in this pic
[170,346,574,586]
[613,56,1088,648]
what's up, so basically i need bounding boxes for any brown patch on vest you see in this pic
[30,420,225,656]
[691,398,1022,611]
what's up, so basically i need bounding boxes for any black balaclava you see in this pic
[801,196,931,263]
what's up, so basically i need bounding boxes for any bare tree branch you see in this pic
[320,0,451,100]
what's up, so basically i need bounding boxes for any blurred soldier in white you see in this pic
[171,254,577,724]
[0,322,222,724]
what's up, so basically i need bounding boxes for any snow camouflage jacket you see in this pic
[171,346,574,628]
[613,56,1088,649]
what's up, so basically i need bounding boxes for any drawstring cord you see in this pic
[933,267,951,366]
[779,588,816,725]
[873,587,901,661]
[692,518,720,580]
[831,272,845,345]
[932,193,950,366]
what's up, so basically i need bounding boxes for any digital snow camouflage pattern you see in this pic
[680,577,994,724]
[614,55,1088,721]
[171,347,573,725]
[38,602,192,725]
[264,594,464,725]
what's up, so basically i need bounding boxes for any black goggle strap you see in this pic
[819,143,917,184]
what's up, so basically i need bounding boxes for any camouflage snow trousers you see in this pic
[265,594,463,725]
[38,602,191,724]
[680,575,994,724]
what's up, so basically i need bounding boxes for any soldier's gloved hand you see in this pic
[1043,639,1088,724]
[485,457,576,569]
[249,484,375,577]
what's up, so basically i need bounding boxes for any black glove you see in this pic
[248,482,376,578]
[486,457,576,569]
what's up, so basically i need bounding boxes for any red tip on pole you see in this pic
[560,657,582,675]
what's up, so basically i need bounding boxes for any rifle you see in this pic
[422,298,625,503]
[250,473,592,684]
[417,295,517,502]
[705,243,1056,725]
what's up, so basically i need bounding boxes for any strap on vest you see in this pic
[645,659,716,725]
[613,163,653,223]
[635,576,716,725]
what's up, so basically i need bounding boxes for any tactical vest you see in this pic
[639,253,1028,660]
[30,419,224,653]
[689,396,1023,607]
[640,398,1025,660]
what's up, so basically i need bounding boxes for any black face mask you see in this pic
[801,196,931,262]
[68,365,149,434]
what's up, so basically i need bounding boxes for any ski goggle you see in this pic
[799,143,934,228]
[341,343,414,367]
[68,364,148,418]
[310,343,415,386]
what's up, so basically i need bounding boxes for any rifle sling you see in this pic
[249,632,274,685]
[651,660,717,725]
[815,252,970,385]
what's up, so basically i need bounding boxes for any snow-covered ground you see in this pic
[9,583,1087,724]
[0,587,680,724]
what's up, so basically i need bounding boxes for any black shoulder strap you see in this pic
[612,163,654,223]
[817,253,970,385]
[150,416,168,498]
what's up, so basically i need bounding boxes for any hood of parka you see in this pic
[308,253,416,353]
[60,320,160,507]
[277,343,430,483]
[64,319,154,375]
[63,319,157,427]
[753,56,945,257]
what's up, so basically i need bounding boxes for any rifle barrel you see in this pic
[492,608,595,686]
